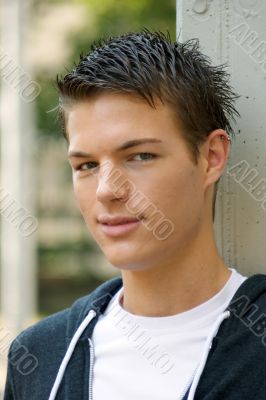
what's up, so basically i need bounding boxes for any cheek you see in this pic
[149,169,193,203]
[73,179,94,214]
[153,169,202,220]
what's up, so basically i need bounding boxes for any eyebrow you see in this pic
[68,138,163,158]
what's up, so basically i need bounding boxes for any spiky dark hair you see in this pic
[56,29,240,220]
[56,29,240,161]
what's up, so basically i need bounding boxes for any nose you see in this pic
[96,161,130,203]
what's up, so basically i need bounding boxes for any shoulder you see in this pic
[7,276,122,374]
[4,276,122,399]
[13,275,123,350]
[229,273,266,309]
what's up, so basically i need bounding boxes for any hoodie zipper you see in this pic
[185,311,231,400]
[178,369,197,400]
[88,337,95,400]
[48,309,97,400]
[176,336,214,400]
[176,326,219,400]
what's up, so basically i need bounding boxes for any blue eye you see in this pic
[77,162,98,171]
[74,152,157,172]
[132,152,157,161]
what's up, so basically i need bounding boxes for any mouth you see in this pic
[99,217,143,237]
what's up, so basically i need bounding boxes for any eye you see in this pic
[75,162,98,171]
[130,152,157,161]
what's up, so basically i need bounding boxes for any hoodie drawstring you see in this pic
[48,308,230,400]
[187,310,231,400]
[48,309,97,400]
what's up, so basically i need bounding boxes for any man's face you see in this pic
[67,93,207,271]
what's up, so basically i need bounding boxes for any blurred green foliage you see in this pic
[71,0,176,54]
[35,0,176,138]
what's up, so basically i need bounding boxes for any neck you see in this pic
[120,226,231,317]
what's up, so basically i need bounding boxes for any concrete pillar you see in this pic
[0,0,38,336]
[176,0,266,275]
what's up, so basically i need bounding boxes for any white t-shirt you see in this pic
[91,268,247,399]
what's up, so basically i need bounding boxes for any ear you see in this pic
[200,129,230,191]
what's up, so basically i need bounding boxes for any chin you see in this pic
[103,249,156,272]
[104,254,140,270]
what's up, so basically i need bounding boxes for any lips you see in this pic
[98,215,142,226]
[98,215,143,237]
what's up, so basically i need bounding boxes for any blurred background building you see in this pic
[0,0,176,394]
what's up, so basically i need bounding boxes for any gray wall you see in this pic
[176,0,266,276]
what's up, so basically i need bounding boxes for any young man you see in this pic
[4,30,266,400]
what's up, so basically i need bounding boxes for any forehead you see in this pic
[66,92,183,144]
